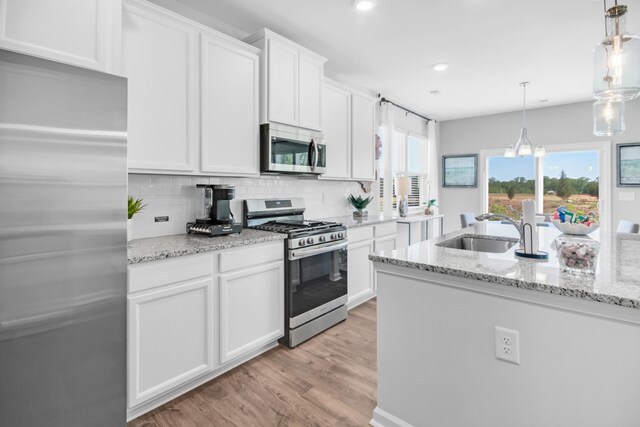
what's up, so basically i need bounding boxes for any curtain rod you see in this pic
[377,95,434,123]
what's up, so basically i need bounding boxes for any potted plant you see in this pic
[423,199,437,215]
[128,196,146,241]
[348,194,374,219]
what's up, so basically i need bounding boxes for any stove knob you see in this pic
[337,232,344,239]
[319,235,326,242]
[298,239,305,247]
[330,233,336,240]
[306,237,314,245]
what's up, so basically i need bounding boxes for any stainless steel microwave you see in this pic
[260,123,327,174]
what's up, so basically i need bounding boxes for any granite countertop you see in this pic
[128,229,286,264]
[319,214,398,229]
[370,222,640,309]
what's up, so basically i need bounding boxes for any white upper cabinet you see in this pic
[322,80,351,179]
[0,0,121,73]
[322,78,376,181]
[123,0,198,173]
[246,29,326,131]
[298,53,324,131]
[123,0,259,176]
[267,38,299,127]
[351,92,376,181]
[200,31,259,176]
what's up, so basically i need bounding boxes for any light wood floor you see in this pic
[129,299,377,427]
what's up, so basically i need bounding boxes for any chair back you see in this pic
[460,212,476,228]
[617,220,640,234]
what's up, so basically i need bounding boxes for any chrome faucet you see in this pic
[475,213,524,246]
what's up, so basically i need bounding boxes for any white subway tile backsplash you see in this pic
[148,175,174,185]
[128,174,375,239]
[128,174,150,185]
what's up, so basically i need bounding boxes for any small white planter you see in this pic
[127,219,133,241]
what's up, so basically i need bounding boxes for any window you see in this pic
[542,151,600,220]
[487,156,536,215]
[379,128,428,211]
[484,145,606,226]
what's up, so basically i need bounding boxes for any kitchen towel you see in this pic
[522,199,538,254]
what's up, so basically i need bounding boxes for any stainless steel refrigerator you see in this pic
[0,49,127,426]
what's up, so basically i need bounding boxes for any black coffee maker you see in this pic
[187,184,242,236]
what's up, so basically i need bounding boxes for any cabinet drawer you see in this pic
[347,226,374,244]
[219,241,283,273]
[375,222,397,238]
[128,253,213,293]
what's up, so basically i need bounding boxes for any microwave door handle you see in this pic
[313,139,319,169]
[308,139,317,171]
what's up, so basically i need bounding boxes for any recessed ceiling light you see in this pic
[539,99,549,103]
[429,90,442,95]
[431,63,449,72]
[352,0,376,11]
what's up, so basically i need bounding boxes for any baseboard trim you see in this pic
[370,407,414,427]
[127,341,278,421]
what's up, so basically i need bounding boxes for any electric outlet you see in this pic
[495,326,520,365]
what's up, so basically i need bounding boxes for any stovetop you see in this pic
[251,220,343,236]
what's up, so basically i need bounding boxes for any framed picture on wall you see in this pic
[442,154,478,188]
[617,143,640,186]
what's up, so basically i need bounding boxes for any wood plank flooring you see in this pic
[128,299,377,427]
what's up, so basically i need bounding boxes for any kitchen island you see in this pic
[370,222,640,427]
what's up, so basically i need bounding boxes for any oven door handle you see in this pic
[289,240,348,261]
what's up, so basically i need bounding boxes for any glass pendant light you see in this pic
[593,99,626,135]
[593,4,640,102]
[505,82,545,158]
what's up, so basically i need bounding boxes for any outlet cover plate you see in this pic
[495,326,520,365]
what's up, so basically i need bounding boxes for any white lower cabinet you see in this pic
[219,262,284,363]
[347,222,397,309]
[348,238,375,308]
[127,240,284,419]
[128,277,216,408]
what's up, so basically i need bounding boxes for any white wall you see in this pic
[439,100,640,233]
[128,174,367,239]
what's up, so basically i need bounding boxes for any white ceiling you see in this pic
[175,0,640,121]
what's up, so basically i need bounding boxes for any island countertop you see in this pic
[370,222,640,309]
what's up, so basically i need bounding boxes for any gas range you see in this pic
[243,198,348,348]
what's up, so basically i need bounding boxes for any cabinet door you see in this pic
[219,262,284,363]
[322,82,351,179]
[200,33,259,176]
[351,93,376,181]
[298,53,323,131]
[347,239,374,308]
[374,235,397,254]
[0,0,120,72]
[128,277,216,408]
[123,2,198,172]
[267,38,298,127]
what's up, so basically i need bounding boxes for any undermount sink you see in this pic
[436,235,518,254]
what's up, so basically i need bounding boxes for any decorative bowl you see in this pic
[551,219,599,236]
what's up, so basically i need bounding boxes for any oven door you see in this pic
[287,241,348,328]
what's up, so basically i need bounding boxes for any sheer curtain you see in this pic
[381,102,394,218]
[427,120,439,208]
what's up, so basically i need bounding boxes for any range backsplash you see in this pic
[128,174,374,239]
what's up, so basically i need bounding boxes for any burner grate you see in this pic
[252,220,342,235]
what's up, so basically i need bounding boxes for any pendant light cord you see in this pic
[521,82,527,128]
